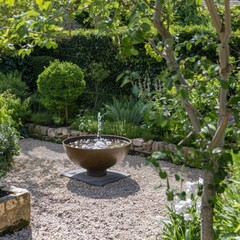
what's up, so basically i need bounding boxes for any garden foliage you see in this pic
[37,60,85,125]
[0,94,20,178]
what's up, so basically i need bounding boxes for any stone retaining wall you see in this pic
[27,124,194,159]
[0,186,30,236]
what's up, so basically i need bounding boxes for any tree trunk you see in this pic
[201,168,215,240]
[201,1,231,239]
[65,105,69,125]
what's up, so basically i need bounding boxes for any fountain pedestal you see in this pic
[61,169,130,186]
[62,135,131,186]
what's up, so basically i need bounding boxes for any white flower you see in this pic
[173,195,181,203]
[184,213,193,221]
[186,181,199,195]
[175,201,187,214]
[197,177,203,185]
[174,199,194,215]
[196,202,201,213]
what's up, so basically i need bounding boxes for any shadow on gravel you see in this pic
[0,226,33,240]
[66,177,140,199]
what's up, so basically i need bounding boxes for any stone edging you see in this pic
[27,124,194,159]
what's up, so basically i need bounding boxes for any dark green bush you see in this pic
[26,55,56,91]
[37,60,85,125]
[231,4,240,32]
[0,96,20,178]
[31,33,163,109]
[0,70,30,100]
[105,96,149,125]
[0,122,20,178]
[70,114,155,140]
[0,91,31,127]
[30,112,55,126]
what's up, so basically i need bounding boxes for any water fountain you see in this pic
[62,113,132,186]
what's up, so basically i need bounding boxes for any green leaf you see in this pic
[166,189,174,201]
[218,79,228,90]
[151,159,160,168]
[17,25,28,38]
[160,120,168,128]
[152,151,167,159]
[131,30,145,44]
[122,37,131,46]
[132,85,139,96]
[6,0,14,6]
[175,174,180,181]
[116,72,125,82]
[159,171,167,179]
[229,96,240,105]
[130,48,139,56]
[113,1,119,8]
[186,42,192,50]
[120,77,130,87]
[36,0,44,6]
[141,23,151,31]
[180,87,189,99]
[27,10,40,17]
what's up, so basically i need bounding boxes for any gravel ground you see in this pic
[0,138,201,240]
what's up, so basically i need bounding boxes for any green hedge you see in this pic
[0,25,239,110]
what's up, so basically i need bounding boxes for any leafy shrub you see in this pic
[214,152,240,239]
[0,91,31,127]
[0,122,20,178]
[37,60,85,125]
[102,120,155,140]
[105,96,149,125]
[0,97,20,178]
[0,70,30,100]
[83,62,110,109]
[70,113,155,140]
[30,112,55,126]
[155,177,202,240]
[231,4,240,32]
[70,114,98,133]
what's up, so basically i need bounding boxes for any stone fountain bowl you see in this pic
[62,135,132,177]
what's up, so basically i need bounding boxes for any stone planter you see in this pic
[0,186,30,236]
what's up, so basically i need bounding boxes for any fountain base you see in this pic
[61,169,130,186]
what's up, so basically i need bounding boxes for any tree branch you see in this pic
[204,0,222,36]
[208,109,230,151]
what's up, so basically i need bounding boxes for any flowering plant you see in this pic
[155,177,203,240]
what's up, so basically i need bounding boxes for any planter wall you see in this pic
[0,186,30,236]
[27,124,195,159]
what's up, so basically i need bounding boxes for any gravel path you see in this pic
[0,138,201,240]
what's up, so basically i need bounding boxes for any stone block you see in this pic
[152,141,160,151]
[61,128,69,136]
[70,130,79,136]
[0,186,30,236]
[28,124,35,135]
[34,125,42,135]
[56,128,62,135]
[146,140,153,152]
[158,142,168,152]
[167,143,177,153]
[79,132,88,136]
[40,126,49,136]
[48,128,56,138]
[132,138,144,147]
